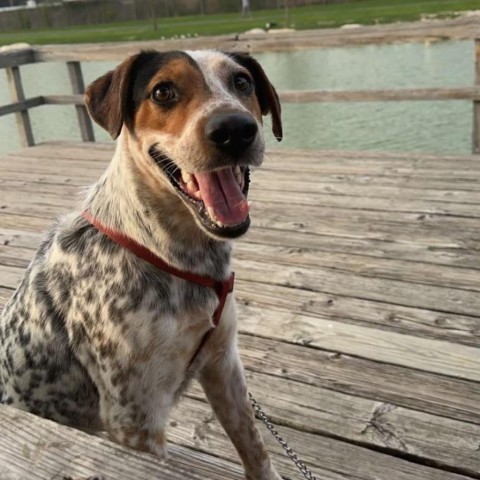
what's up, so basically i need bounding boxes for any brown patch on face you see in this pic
[127,57,215,240]
[134,57,209,137]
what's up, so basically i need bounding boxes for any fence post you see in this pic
[67,61,95,142]
[6,66,34,148]
[473,38,480,154]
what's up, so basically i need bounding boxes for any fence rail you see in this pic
[2,40,480,152]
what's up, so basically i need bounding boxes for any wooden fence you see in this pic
[2,38,480,153]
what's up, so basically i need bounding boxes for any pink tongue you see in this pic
[194,168,249,226]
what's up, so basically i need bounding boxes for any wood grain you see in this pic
[1,142,480,479]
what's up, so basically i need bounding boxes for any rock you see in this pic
[244,28,267,35]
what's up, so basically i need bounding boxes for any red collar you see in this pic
[81,211,234,366]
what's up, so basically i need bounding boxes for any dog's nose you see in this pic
[205,112,258,155]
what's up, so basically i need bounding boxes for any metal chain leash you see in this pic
[249,393,318,480]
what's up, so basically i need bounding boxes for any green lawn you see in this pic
[1,0,478,45]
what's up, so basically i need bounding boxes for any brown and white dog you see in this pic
[0,50,282,479]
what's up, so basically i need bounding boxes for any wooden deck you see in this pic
[0,141,479,480]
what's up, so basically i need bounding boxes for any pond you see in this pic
[0,39,474,156]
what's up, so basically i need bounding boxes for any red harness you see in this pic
[81,211,235,367]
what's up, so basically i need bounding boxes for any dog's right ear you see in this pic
[84,55,138,139]
[228,52,283,142]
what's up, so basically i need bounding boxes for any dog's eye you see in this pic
[151,83,176,104]
[234,73,253,94]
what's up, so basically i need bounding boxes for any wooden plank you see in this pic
[250,189,480,218]
[0,227,42,250]
[250,203,480,248]
[256,169,480,192]
[235,301,480,382]
[185,371,480,477]
[0,286,12,306]
[269,147,480,162]
[258,161,480,180]
[46,59,96,140]
[43,93,84,106]
[0,168,93,187]
[169,397,476,480]
[0,96,43,117]
[0,243,35,268]
[280,87,480,103]
[233,254,480,316]
[0,263,25,288]
[0,212,49,232]
[236,333,480,426]
[474,38,480,154]
[235,242,480,294]
[246,228,480,271]
[235,279,480,347]
[0,405,244,480]
[0,47,35,68]
[254,178,480,205]
[3,401,474,480]
[6,66,34,147]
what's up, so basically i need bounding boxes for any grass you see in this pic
[1,0,479,45]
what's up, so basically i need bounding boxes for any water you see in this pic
[0,39,474,155]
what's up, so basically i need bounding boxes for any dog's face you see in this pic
[84,50,282,241]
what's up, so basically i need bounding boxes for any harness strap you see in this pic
[81,211,235,366]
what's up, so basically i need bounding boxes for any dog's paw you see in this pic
[147,438,169,461]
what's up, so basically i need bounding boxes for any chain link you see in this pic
[249,392,318,480]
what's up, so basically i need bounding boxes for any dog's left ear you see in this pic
[230,53,283,141]
[84,54,138,139]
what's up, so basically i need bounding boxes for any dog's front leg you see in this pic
[199,342,281,480]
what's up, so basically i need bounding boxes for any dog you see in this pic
[0,49,282,479]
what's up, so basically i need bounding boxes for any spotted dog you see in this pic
[0,50,282,479]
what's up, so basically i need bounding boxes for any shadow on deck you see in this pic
[0,141,479,480]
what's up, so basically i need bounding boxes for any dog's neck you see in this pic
[82,134,232,280]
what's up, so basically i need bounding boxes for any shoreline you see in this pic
[29,16,480,61]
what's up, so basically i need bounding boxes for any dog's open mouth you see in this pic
[149,147,251,237]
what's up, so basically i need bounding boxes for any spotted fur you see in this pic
[0,50,282,479]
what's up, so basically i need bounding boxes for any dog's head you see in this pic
[84,50,282,240]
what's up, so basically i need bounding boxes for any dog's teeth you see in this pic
[181,171,193,184]
[207,208,226,227]
[187,179,199,193]
[234,166,242,185]
[207,207,217,221]
[191,190,202,200]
